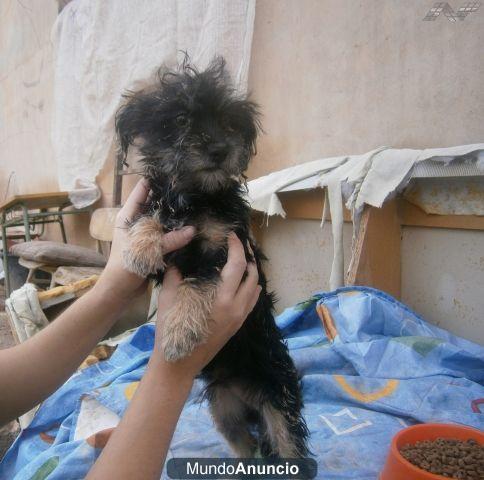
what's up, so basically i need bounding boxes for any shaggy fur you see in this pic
[123,216,166,276]
[115,57,309,458]
[161,278,218,361]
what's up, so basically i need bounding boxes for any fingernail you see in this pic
[180,226,196,237]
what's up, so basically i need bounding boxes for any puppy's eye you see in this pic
[176,115,188,127]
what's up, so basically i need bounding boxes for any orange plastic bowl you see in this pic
[380,423,484,480]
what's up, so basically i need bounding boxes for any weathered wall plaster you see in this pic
[260,218,353,313]
[0,0,94,246]
[402,227,484,344]
[247,0,484,179]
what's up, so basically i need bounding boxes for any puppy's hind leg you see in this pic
[208,386,258,458]
[261,400,308,458]
[161,278,218,361]
[123,216,166,277]
[259,352,309,458]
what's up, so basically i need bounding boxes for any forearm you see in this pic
[0,280,128,424]
[87,358,193,480]
[87,235,257,479]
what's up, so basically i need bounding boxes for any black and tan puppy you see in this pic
[115,58,309,458]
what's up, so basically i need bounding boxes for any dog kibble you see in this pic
[399,438,484,480]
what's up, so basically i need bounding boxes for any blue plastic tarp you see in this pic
[1,287,483,479]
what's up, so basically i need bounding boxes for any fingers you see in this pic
[158,267,183,307]
[245,285,262,316]
[161,226,196,254]
[118,178,150,224]
[236,260,258,299]
[236,261,261,315]
[218,233,247,297]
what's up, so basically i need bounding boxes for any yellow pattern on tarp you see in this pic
[333,375,399,403]
[124,381,140,401]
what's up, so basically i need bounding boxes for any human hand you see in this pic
[151,233,261,380]
[95,179,195,303]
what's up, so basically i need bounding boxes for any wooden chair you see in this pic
[89,208,120,252]
[6,207,151,343]
[10,208,120,291]
[31,208,122,309]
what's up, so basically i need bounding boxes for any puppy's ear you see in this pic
[115,91,155,160]
[236,98,261,157]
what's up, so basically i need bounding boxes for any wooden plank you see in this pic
[346,200,401,299]
[249,188,350,251]
[40,292,76,309]
[38,275,99,308]
[255,189,483,231]
[399,200,484,231]
[10,241,106,267]
[52,266,104,286]
[0,192,70,212]
[278,189,352,222]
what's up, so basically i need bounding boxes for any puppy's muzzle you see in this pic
[208,142,229,164]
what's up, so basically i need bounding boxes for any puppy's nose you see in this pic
[208,143,229,163]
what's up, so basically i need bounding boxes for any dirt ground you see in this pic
[0,284,21,459]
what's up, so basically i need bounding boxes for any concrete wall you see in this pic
[0,0,58,194]
[0,0,135,248]
[402,227,484,344]
[247,0,484,179]
[1,1,483,342]
[0,0,94,247]
[261,218,353,312]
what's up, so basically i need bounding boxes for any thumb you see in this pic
[117,178,150,227]
[157,267,183,308]
[161,226,196,254]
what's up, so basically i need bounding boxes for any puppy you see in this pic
[115,58,309,458]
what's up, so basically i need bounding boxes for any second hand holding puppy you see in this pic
[152,233,261,379]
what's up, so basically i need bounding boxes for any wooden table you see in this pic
[0,192,92,296]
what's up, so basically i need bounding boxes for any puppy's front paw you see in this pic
[123,216,165,277]
[161,319,204,361]
[160,279,218,362]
